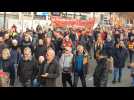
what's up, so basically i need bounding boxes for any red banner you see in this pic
[51,16,95,30]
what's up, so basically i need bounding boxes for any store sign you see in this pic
[51,12,61,16]
[36,12,49,16]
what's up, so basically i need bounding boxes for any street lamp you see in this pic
[3,12,6,30]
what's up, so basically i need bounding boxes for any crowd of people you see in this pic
[0,24,134,87]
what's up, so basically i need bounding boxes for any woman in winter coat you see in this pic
[0,48,15,86]
[112,41,128,83]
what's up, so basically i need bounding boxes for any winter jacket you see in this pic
[40,59,60,87]
[79,35,87,47]
[114,34,120,44]
[0,59,15,85]
[93,30,99,41]
[44,43,55,53]
[113,47,128,68]
[17,57,38,83]
[59,53,73,73]
[21,40,33,53]
[93,57,109,87]
[53,38,63,57]
[128,32,134,41]
[4,39,12,48]
[10,47,21,64]
[69,33,77,42]
[73,52,89,75]
[36,62,45,83]
[103,40,114,57]
[127,41,134,51]
[35,45,46,60]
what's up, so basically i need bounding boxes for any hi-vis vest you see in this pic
[128,41,134,49]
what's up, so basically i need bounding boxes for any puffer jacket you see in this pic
[17,57,38,83]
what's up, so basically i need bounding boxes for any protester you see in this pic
[10,39,21,83]
[0,48,15,86]
[112,41,128,83]
[94,35,104,59]
[73,45,89,87]
[35,39,46,60]
[127,35,134,63]
[44,37,55,54]
[21,32,33,53]
[59,47,73,87]
[4,33,11,48]
[103,35,114,57]
[53,32,63,58]
[17,47,38,87]
[34,56,45,87]
[39,48,60,87]
[93,50,109,87]
[62,35,73,49]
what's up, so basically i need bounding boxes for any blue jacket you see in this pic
[73,54,84,74]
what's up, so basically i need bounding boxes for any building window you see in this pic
[130,19,133,24]
[22,12,32,16]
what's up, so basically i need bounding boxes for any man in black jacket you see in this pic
[39,48,60,87]
[17,47,38,87]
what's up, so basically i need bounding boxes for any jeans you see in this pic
[32,79,40,87]
[113,67,123,81]
[10,64,17,86]
[129,50,134,63]
[62,72,73,87]
[73,72,86,87]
